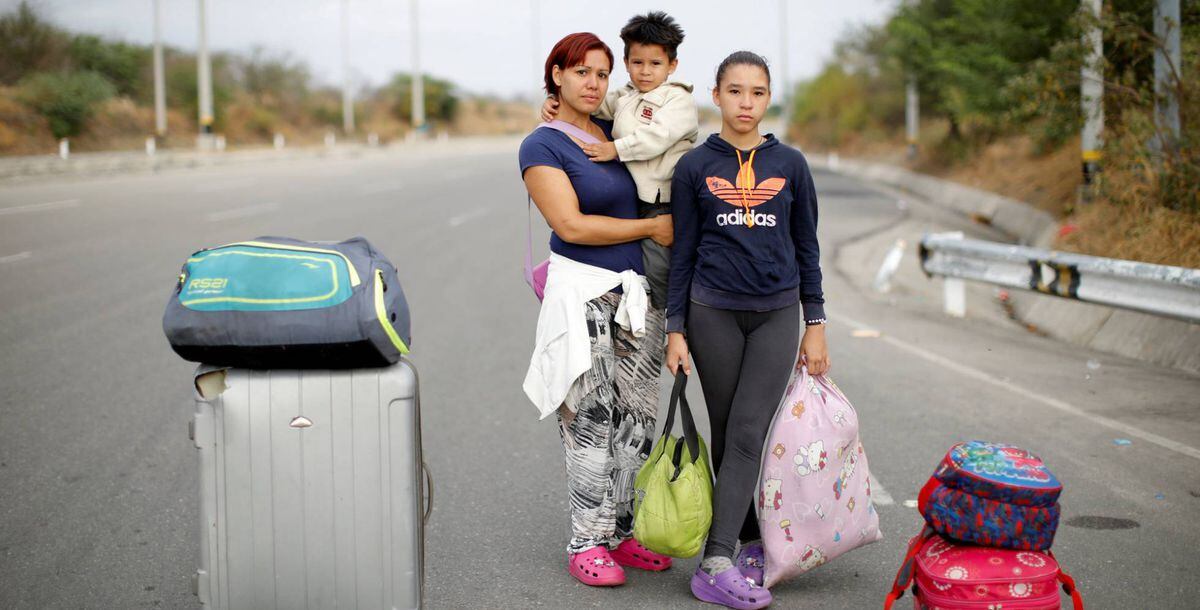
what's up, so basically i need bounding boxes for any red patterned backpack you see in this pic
[920,441,1062,551]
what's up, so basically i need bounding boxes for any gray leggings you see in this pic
[688,300,800,559]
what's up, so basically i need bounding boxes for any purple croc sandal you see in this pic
[690,565,772,610]
[736,541,766,587]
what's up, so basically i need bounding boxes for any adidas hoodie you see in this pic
[666,133,825,334]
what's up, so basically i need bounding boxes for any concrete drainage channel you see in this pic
[814,155,1200,376]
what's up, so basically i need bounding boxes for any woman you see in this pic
[520,32,675,588]
[665,51,830,610]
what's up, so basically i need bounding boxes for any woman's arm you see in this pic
[524,165,672,246]
[790,154,830,374]
[789,156,826,326]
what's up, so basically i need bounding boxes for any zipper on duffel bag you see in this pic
[374,269,409,354]
[916,586,1061,609]
[214,241,362,287]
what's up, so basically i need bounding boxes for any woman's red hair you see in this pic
[543,32,613,96]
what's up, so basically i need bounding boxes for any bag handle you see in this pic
[662,371,702,474]
[1048,551,1085,610]
[884,526,935,609]
[524,195,536,288]
[537,119,603,145]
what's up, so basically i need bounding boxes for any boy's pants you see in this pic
[639,197,671,310]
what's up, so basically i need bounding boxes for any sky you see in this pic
[7,0,898,100]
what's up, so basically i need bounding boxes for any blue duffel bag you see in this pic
[163,236,410,368]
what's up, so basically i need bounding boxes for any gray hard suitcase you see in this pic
[190,358,430,609]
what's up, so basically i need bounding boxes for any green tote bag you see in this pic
[633,371,714,558]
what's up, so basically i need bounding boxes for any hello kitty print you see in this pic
[756,363,882,587]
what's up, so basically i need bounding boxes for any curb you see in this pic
[809,156,1058,248]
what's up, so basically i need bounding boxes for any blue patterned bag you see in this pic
[917,441,1062,551]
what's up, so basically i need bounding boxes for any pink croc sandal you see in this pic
[568,546,626,587]
[611,538,673,571]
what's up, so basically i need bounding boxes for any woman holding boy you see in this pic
[519,29,676,588]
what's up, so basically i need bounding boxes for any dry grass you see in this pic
[1059,195,1200,268]
[0,91,538,156]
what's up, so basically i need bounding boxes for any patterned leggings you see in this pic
[557,291,666,554]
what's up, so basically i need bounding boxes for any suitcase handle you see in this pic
[422,462,433,524]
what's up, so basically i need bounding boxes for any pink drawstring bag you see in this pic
[756,363,882,587]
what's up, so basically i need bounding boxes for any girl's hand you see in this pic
[800,324,830,376]
[666,332,691,375]
[540,96,559,123]
[649,214,673,247]
[582,141,618,162]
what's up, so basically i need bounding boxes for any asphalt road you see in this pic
[1,139,1198,609]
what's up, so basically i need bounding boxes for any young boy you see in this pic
[542,11,699,310]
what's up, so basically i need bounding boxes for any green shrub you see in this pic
[386,73,459,124]
[68,34,148,98]
[18,70,116,138]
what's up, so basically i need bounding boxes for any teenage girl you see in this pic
[665,51,830,610]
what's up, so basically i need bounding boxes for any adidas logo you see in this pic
[717,208,777,228]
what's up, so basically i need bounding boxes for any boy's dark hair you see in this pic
[619,11,685,61]
[715,51,771,89]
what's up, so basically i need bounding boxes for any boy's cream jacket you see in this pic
[596,79,698,203]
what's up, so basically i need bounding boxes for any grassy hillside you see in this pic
[0,2,535,156]
[788,0,1198,267]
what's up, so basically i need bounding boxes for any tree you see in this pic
[68,35,148,98]
[385,73,459,124]
[885,0,1078,139]
[0,2,69,85]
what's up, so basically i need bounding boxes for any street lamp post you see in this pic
[531,0,541,115]
[1080,0,1104,196]
[778,0,790,137]
[341,0,355,134]
[906,75,919,159]
[410,0,425,131]
[153,0,167,139]
[1153,0,1181,154]
[196,0,215,146]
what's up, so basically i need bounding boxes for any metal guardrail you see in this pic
[919,232,1200,323]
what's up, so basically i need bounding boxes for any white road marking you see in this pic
[356,181,405,196]
[868,474,895,506]
[448,208,488,227]
[193,178,257,193]
[205,202,280,223]
[837,315,1200,462]
[0,251,32,265]
[0,199,80,216]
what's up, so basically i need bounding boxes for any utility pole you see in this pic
[341,0,355,134]
[410,0,425,131]
[196,0,215,145]
[778,0,790,135]
[1080,0,1104,195]
[1153,0,1180,153]
[906,75,919,159]
[531,0,541,114]
[1080,0,1104,194]
[153,0,167,139]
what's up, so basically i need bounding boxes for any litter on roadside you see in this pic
[852,329,882,338]
[1113,439,1133,446]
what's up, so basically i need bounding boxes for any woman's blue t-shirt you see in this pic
[519,119,643,275]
